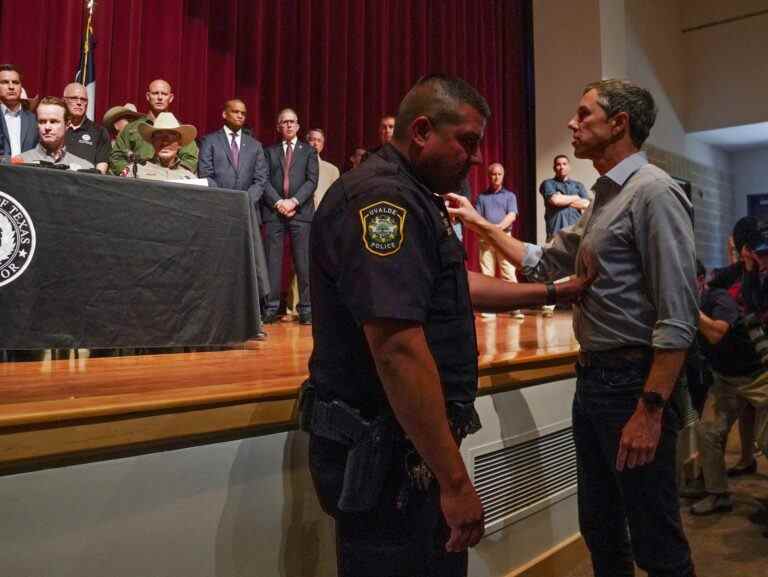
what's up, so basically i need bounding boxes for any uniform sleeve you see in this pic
[338,187,438,324]
[632,179,698,349]
[577,182,590,199]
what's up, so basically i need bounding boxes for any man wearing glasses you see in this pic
[262,108,318,325]
[62,83,110,174]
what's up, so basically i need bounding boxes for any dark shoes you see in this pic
[691,494,733,516]
[299,313,312,325]
[727,460,757,477]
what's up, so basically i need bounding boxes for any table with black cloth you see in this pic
[0,165,266,349]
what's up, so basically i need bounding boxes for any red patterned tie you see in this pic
[282,141,293,196]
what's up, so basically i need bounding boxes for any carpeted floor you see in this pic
[561,432,768,577]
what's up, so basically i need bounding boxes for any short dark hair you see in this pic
[0,63,21,80]
[733,216,759,253]
[553,154,569,163]
[393,74,491,141]
[307,128,325,138]
[583,79,657,148]
[37,96,69,120]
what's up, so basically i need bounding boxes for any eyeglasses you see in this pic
[64,96,88,103]
[279,119,298,126]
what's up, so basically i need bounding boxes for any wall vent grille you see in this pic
[473,425,577,531]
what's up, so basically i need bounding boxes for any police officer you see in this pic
[304,75,591,576]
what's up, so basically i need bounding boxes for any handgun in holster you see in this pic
[298,379,395,512]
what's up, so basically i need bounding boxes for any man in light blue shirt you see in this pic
[448,79,698,577]
[0,64,37,157]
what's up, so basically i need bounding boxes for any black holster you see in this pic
[299,380,395,512]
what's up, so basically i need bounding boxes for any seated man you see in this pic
[125,112,198,181]
[16,96,93,170]
[109,79,198,175]
[102,102,142,142]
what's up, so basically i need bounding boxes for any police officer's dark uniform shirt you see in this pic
[309,144,478,419]
[65,117,111,168]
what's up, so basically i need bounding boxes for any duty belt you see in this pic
[298,380,480,512]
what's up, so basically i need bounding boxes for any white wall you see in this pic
[730,145,768,219]
[532,0,601,244]
[683,4,768,132]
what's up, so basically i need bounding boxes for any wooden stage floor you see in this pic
[0,310,579,473]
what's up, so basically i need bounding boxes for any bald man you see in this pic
[63,82,110,174]
[109,78,199,175]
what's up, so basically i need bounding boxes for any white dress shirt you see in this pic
[2,103,23,156]
[223,125,241,149]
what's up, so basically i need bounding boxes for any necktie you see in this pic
[230,132,239,169]
[283,141,293,196]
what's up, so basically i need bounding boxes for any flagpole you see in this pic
[81,0,95,86]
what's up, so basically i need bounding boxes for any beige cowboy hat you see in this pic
[102,102,143,129]
[138,112,197,146]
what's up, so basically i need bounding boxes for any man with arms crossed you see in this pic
[304,75,591,577]
[449,79,698,577]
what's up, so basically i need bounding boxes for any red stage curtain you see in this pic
[0,0,534,265]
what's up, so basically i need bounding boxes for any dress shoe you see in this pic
[679,484,707,500]
[252,329,267,341]
[262,312,280,324]
[726,460,757,477]
[690,494,733,516]
[299,313,312,325]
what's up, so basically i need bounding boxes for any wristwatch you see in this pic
[640,391,666,411]
[545,282,557,306]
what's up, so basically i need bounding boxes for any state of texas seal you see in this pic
[0,191,36,287]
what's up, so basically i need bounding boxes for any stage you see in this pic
[0,310,579,475]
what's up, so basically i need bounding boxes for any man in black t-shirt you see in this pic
[693,282,766,515]
[62,83,110,174]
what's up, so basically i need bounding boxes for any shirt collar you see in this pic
[69,117,89,131]
[38,143,67,163]
[603,152,647,187]
[1,103,21,117]
[223,125,240,139]
[284,137,297,147]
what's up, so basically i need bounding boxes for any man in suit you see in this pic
[199,99,268,210]
[262,108,318,325]
[199,99,270,339]
[0,64,38,157]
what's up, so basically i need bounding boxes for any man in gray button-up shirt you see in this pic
[448,79,698,577]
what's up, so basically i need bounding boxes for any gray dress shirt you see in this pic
[20,144,94,170]
[523,152,698,352]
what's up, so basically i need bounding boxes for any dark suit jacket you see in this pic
[0,106,38,156]
[198,128,268,220]
[262,140,319,223]
[198,127,271,297]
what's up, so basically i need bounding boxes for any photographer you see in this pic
[692,224,768,517]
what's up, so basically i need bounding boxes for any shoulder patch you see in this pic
[360,201,406,256]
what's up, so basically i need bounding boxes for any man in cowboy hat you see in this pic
[102,102,142,141]
[109,78,199,175]
[127,112,198,181]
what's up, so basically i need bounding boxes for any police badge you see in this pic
[0,191,36,287]
[360,201,406,256]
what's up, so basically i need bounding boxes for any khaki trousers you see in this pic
[478,240,516,282]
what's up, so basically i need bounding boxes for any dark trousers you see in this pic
[309,434,467,577]
[573,360,695,577]
[264,219,310,315]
